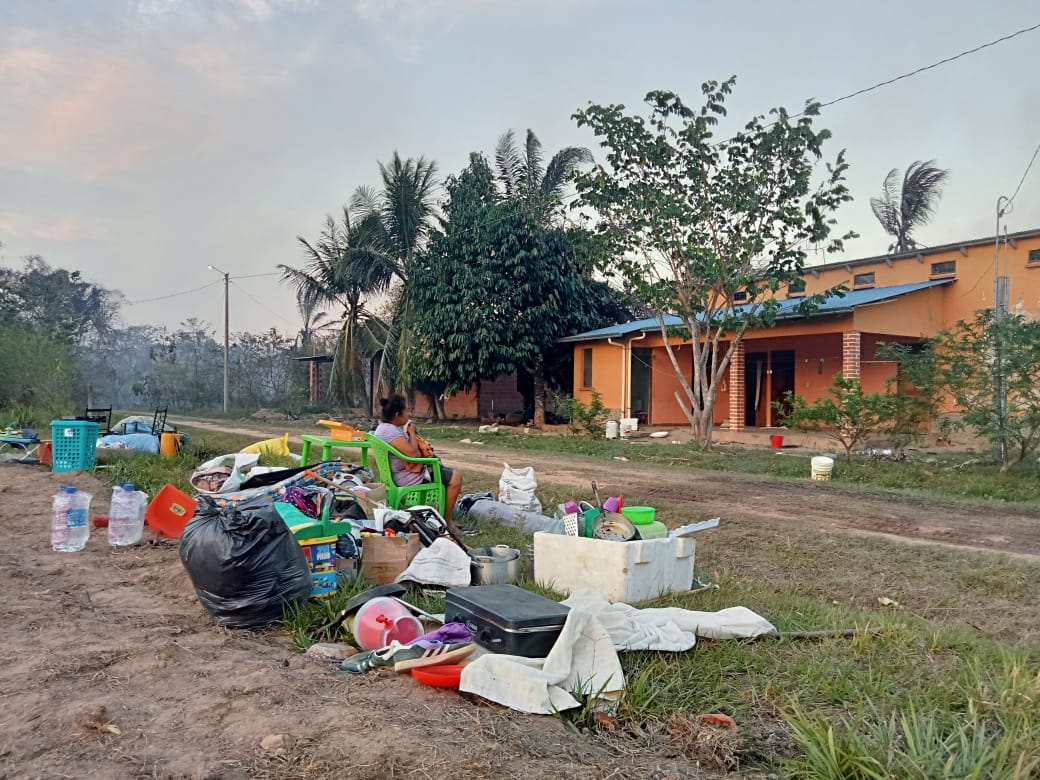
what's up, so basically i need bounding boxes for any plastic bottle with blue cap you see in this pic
[51,485,92,552]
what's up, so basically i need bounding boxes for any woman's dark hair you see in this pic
[379,394,408,422]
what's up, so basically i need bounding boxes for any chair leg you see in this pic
[301,441,311,463]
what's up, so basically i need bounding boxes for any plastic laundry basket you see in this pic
[50,420,99,473]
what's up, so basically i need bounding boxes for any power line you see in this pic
[813,22,1040,112]
[125,280,220,305]
[235,271,282,279]
[1005,139,1040,208]
[229,279,296,325]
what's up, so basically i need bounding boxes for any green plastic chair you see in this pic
[364,433,446,516]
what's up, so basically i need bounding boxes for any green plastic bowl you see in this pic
[621,506,656,525]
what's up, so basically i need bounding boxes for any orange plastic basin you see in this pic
[146,484,197,539]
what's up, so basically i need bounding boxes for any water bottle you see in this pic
[108,483,146,546]
[51,486,91,552]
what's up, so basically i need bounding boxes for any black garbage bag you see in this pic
[179,494,312,628]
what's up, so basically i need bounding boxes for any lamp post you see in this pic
[208,265,230,413]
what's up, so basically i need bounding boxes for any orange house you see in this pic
[562,228,1040,431]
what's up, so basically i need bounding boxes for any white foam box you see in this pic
[533,532,696,603]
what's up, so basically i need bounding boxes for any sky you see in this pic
[1,0,1038,338]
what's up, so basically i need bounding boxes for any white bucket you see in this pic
[811,456,834,481]
[605,420,619,440]
[619,419,636,439]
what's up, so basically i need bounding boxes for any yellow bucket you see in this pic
[160,432,182,456]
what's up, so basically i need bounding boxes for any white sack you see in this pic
[498,463,542,514]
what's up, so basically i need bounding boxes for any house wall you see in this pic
[796,234,1040,326]
[569,232,1040,427]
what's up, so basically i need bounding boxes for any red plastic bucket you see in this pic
[770,434,784,449]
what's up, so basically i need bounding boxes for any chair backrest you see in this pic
[365,433,400,487]
[84,407,112,434]
[151,406,169,436]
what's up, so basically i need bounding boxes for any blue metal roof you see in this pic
[560,279,952,343]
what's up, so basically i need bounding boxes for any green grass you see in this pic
[53,415,1040,775]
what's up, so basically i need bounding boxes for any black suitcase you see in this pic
[445,584,570,658]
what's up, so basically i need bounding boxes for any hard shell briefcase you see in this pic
[444,584,570,658]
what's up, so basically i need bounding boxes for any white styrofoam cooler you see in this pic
[533,532,695,603]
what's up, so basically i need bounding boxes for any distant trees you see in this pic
[870,160,950,253]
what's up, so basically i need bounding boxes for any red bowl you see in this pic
[410,664,465,689]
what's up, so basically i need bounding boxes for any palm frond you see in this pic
[524,129,545,196]
[495,130,524,197]
[541,145,594,198]
[900,159,950,230]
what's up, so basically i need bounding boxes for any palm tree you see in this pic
[279,208,382,407]
[349,152,439,398]
[293,286,337,353]
[870,160,950,254]
[494,129,593,225]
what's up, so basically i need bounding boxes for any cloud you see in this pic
[0,211,111,242]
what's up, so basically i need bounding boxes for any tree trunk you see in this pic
[532,358,546,427]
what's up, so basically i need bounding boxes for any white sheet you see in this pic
[561,588,776,651]
[394,538,472,588]
[459,608,623,714]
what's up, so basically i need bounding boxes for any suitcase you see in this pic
[445,584,570,658]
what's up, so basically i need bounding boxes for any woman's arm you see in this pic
[389,421,423,469]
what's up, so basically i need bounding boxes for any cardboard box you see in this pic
[360,534,422,585]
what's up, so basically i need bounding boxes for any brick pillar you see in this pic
[728,341,746,431]
[309,361,321,403]
[842,331,861,380]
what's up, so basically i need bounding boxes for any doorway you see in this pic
[745,350,795,426]
[630,348,652,424]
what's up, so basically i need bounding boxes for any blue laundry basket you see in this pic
[50,420,99,473]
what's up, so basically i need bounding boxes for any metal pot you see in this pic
[470,545,523,585]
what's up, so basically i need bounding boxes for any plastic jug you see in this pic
[108,483,147,546]
[52,486,92,552]
[350,597,423,651]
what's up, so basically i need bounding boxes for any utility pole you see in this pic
[992,197,1011,465]
[208,265,230,413]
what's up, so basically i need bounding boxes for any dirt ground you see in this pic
[2,425,1039,780]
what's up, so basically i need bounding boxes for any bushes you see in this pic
[0,324,78,423]
[555,389,609,436]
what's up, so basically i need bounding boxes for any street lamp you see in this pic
[208,264,230,413]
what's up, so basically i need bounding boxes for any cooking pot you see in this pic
[471,545,523,585]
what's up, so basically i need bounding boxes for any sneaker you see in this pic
[372,640,476,672]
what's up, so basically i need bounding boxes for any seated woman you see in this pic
[374,395,463,530]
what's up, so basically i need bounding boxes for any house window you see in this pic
[581,348,593,388]
[733,290,748,302]
[853,272,875,288]
[1028,249,1040,266]
[788,278,806,297]
[931,260,956,276]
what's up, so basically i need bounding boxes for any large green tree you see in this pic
[870,159,950,254]
[573,77,854,448]
[411,154,613,425]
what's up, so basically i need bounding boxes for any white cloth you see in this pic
[394,538,472,588]
[561,589,776,651]
[459,608,624,714]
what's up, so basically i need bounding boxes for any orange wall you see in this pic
[795,234,1040,330]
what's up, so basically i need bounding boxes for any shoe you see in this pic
[372,640,477,672]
